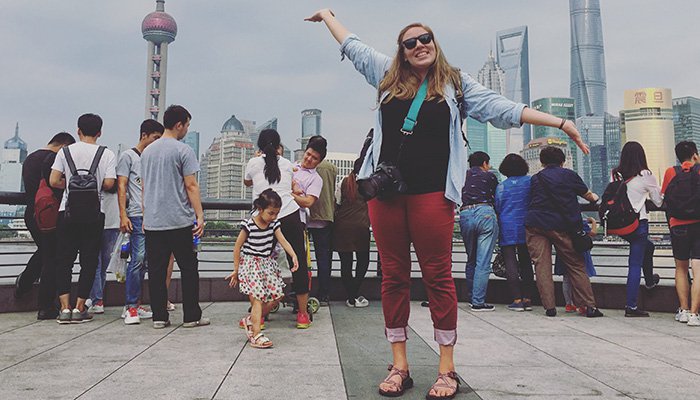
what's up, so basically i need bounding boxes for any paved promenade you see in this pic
[1,301,699,400]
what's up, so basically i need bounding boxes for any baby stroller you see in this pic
[269,231,320,318]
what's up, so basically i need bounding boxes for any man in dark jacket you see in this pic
[17,132,75,319]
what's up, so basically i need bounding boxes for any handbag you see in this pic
[537,173,593,253]
[491,246,507,278]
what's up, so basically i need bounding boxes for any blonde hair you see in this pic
[378,23,461,103]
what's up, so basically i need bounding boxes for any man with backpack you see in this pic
[662,141,700,326]
[117,119,163,325]
[49,114,117,324]
[142,105,208,329]
[18,132,76,319]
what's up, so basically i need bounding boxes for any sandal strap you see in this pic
[432,371,460,391]
[381,364,409,390]
[252,333,270,343]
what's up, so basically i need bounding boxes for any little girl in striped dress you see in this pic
[227,189,298,348]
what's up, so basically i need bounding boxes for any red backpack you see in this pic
[34,176,60,232]
[598,177,639,236]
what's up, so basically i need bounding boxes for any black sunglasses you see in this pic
[402,33,433,50]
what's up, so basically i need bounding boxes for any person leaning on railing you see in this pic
[525,146,603,319]
[306,8,592,399]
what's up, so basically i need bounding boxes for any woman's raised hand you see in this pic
[304,8,334,22]
[562,121,590,155]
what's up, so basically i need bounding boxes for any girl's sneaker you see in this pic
[296,312,311,329]
[565,304,578,313]
[687,314,700,327]
[137,306,153,319]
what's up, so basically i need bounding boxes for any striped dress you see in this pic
[238,218,285,302]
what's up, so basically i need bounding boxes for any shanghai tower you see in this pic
[569,0,607,118]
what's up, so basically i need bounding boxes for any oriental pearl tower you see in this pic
[142,0,177,122]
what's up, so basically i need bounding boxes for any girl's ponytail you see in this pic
[257,129,282,184]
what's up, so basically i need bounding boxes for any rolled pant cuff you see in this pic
[434,328,457,346]
[385,327,408,343]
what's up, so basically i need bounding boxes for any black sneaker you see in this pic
[625,307,650,317]
[421,301,430,307]
[644,274,660,290]
[470,303,495,312]
[586,307,604,318]
[37,308,59,320]
[545,308,557,317]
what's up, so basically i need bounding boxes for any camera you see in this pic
[357,162,408,201]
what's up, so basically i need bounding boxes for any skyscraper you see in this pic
[673,96,700,144]
[477,51,505,97]
[202,115,255,221]
[300,109,322,153]
[496,26,531,147]
[466,117,488,154]
[569,0,608,119]
[475,51,507,170]
[142,0,177,122]
[4,123,27,163]
[183,131,200,160]
[620,88,675,181]
[604,113,621,175]
[576,115,606,193]
[532,97,580,172]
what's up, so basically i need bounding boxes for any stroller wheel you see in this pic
[270,303,279,313]
[307,297,320,314]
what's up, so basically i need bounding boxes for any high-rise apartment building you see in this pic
[569,0,608,119]
[202,115,255,221]
[496,26,531,147]
[673,96,700,144]
[142,0,177,122]
[620,88,675,181]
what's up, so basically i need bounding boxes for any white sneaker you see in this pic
[88,301,104,314]
[121,306,127,319]
[687,314,700,326]
[124,307,140,325]
[137,306,153,319]
[675,308,690,323]
[355,296,369,308]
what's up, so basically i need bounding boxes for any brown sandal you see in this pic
[425,371,460,400]
[378,364,414,397]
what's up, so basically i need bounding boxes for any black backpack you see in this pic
[665,164,700,220]
[63,145,106,224]
[599,178,639,236]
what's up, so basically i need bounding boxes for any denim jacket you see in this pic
[340,34,526,205]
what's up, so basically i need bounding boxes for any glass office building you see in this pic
[496,26,531,147]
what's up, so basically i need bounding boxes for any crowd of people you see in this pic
[11,7,700,400]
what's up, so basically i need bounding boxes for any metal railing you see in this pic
[0,192,676,286]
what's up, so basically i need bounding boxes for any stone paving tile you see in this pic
[0,310,41,334]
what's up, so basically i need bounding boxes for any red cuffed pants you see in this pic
[368,191,458,346]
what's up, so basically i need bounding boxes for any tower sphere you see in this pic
[142,11,177,44]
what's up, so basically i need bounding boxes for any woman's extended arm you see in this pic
[520,107,589,154]
[305,8,350,45]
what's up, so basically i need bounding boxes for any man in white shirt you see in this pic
[50,113,117,324]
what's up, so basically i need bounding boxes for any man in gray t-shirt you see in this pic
[116,119,163,325]
[141,105,208,328]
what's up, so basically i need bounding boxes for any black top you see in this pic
[525,165,589,231]
[461,166,498,206]
[380,97,450,195]
[22,149,60,220]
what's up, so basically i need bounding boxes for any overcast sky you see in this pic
[2,0,698,158]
